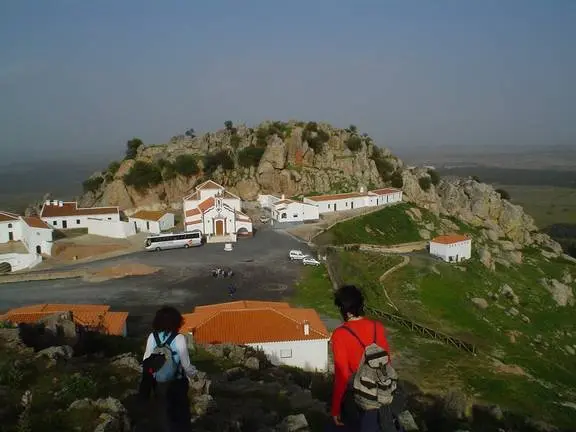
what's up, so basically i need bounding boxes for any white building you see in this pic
[429,234,472,263]
[183,180,253,242]
[183,301,330,372]
[128,210,175,234]
[40,200,120,230]
[0,211,54,272]
[272,199,320,223]
[257,194,282,209]
[303,187,403,214]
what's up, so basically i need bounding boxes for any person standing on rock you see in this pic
[142,306,198,432]
[328,285,404,432]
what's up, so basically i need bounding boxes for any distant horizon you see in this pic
[1,1,574,164]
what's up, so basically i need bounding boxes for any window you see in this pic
[281,213,287,219]
[8,223,12,228]
[345,202,348,207]
[328,204,331,209]
[280,349,292,358]
[293,214,298,218]
[52,221,57,226]
[108,217,112,220]
[76,219,81,225]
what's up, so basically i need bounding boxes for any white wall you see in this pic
[20,223,53,256]
[43,213,119,230]
[203,206,236,235]
[0,220,23,243]
[258,195,281,209]
[430,240,472,262]
[236,220,253,234]
[247,338,329,372]
[273,202,319,222]
[130,218,161,234]
[158,213,175,231]
[0,252,42,272]
[86,219,136,239]
[304,196,369,214]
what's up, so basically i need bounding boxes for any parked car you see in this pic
[259,215,270,223]
[302,257,321,266]
[289,250,306,260]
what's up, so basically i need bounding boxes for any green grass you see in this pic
[291,265,339,318]
[316,203,426,246]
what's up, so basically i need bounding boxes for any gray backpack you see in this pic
[341,322,398,411]
[150,332,180,383]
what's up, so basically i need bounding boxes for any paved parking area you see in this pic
[0,228,314,335]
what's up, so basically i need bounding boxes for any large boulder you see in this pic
[540,279,574,307]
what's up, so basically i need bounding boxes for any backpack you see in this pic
[341,322,398,411]
[144,332,181,383]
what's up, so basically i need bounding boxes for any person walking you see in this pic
[142,306,197,432]
[328,285,404,432]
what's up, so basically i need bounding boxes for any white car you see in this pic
[289,250,306,260]
[302,257,321,266]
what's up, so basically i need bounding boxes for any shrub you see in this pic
[305,122,318,132]
[123,161,163,191]
[204,150,234,174]
[391,171,404,188]
[238,146,265,168]
[224,120,233,131]
[107,161,121,175]
[345,136,362,152]
[82,176,104,193]
[371,150,394,180]
[472,175,481,182]
[124,137,143,160]
[303,126,330,153]
[418,176,432,191]
[495,188,511,200]
[428,169,440,186]
[256,127,269,147]
[184,128,195,138]
[230,134,242,149]
[268,121,290,138]
[348,124,358,134]
[174,154,199,177]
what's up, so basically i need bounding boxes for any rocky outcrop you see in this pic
[540,278,575,307]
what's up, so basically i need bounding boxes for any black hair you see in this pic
[334,285,365,320]
[152,306,184,333]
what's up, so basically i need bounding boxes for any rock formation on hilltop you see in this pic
[77,119,562,254]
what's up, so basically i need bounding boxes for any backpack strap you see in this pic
[152,331,162,347]
[373,321,378,344]
[163,332,178,348]
[339,325,366,348]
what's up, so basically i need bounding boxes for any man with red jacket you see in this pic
[329,285,402,432]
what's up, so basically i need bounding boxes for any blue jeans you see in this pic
[325,410,380,432]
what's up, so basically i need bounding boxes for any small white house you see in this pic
[40,200,120,230]
[303,192,370,214]
[429,234,472,263]
[183,301,330,372]
[257,194,282,210]
[272,199,320,223]
[128,210,175,234]
[368,188,403,206]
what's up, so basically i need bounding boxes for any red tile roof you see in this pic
[196,180,224,190]
[130,210,169,221]
[370,188,401,195]
[185,208,201,217]
[305,192,366,202]
[0,211,19,222]
[198,197,215,213]
[22,216,52,229]
[431,234,470,245]
[182,301,328,344]
[41,202,119,218]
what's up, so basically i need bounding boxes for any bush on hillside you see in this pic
[391,171,404,188]
[174,154,200,177]
[267,121,290,139]
[302,123,330,153]
[428,169,440,186]
[184,128,195,138]
[495,188,511,200]
[230,134,242,149]
[348,124,358,134]
[472,175,481,183]
[204,150,234,174]
[238,146,266,168]
[345,136,362,152]
[107,161,121,175]
[224,120,234,131]
[123,161,163,191]
[82,176,104,193]
[418,177,432,191]
[125,138,143,160]
[256,128,269,147]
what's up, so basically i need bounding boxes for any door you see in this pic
[351,201,354,209]
[62,220,68,229]
[36,245,41,254]
[215,220,224,236]
[8,232,13,241]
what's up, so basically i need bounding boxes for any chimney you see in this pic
[360,186,365,193]
[45,200,50,206]
[58,201,63,207]
[303,320,310,336]
[281,194,285,200]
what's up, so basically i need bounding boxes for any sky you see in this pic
[1,0,575,164]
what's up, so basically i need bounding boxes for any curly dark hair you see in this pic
[152,306,184,333]
[334,285,365,320]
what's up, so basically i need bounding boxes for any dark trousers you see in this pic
[155,378,192,432]
[325,410,381,432]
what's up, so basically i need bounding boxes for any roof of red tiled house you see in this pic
[22,216,52,229]
[369,188,401,195]
[0,211,20,222]
[102,312,129,336]
[185,208,201,217]
[196,180,224,190]
[183,308,329,344]
[195,301,291,312]
[42,304,110,313]
[0,311,55,323]
[304,192,367,202]
[198,197,215,213]
[129,210,169,221]
[41,202,119,218]
[431,234,470,245]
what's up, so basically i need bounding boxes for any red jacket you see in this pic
[330,318,391,417]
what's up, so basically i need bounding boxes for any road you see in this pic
[0,228,313,335]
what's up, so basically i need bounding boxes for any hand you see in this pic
[333,415,344,426]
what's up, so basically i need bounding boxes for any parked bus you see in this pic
[145,232,202,251]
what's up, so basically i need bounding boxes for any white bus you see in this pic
[145,232,203,251]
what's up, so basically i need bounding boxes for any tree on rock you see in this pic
[496,188,511,200]
[391,171,403,188]
[224,120,234,131]
[174,155,200,177]
[184,128,195,138]
[125,138,143,160]
[82,176,104,193]
[428,169,440,186]
[123,161,162,191]
[418,177,432,191]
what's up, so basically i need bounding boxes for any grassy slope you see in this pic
[293,205,576,428]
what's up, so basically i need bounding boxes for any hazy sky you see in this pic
[1,0,575,163]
